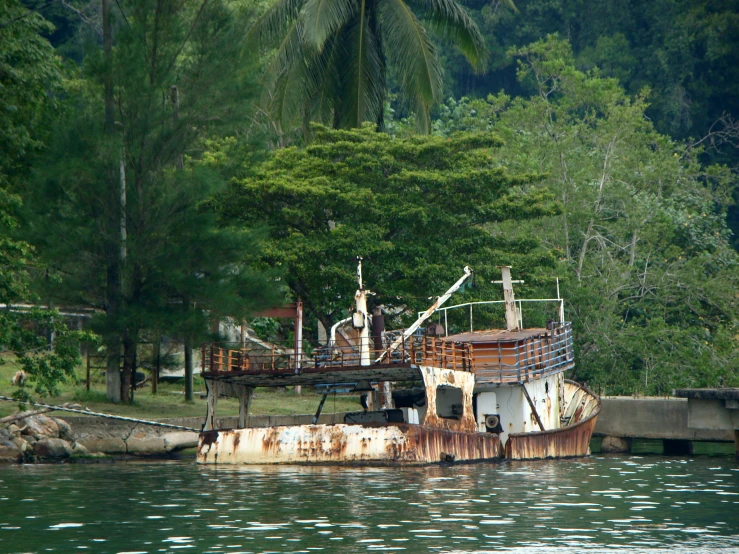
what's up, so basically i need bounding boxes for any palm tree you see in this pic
[248,0,498,133]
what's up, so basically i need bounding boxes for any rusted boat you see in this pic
[197,264,600,465]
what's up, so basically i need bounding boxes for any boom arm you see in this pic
[374,267,473,363]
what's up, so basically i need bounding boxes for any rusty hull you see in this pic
[197,423,501,465]
[505,381,601,460]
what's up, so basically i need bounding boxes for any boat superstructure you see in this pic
[197,264,600,464]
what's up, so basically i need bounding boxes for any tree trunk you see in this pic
[102,0,123,402]
[152,337,160,394]
[184,336,194,401]
[121,331,135,403]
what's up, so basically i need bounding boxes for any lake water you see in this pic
[0,454,737,553]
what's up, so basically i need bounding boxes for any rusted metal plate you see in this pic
[505,382,601,460]
[197,423,501,465]
[419,366,477,433]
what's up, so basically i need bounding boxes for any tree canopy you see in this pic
[211,123,559,328]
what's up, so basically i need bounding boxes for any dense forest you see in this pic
[1,0,737,403]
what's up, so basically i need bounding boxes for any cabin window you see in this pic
[436,386,464,419]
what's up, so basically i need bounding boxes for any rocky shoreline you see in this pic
[0,412,349,463]
[0,412,202,463]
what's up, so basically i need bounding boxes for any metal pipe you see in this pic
[329,317,351,343]
[0,396,198,431]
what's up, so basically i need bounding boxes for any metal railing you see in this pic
[421,298,565,335]
[201,322,573,383]
[473,322,574,384]
[202,336,475,374]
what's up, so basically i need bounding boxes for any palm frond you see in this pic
[379,0,443,132]
[302,0,358,51]
[405,0,488,71]
[246,0,309,49]
[337,4,385,128]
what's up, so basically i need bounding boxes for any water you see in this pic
[0,455,737,553]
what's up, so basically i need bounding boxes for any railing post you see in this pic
[209,344,214,372]
[515,340,521,382]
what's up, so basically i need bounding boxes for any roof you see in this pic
[443,328,550,343]
[202,364,423,388]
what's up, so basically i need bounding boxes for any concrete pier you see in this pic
[594,396,736,456]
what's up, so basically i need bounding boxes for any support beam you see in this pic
[312,393,329,424]
[204,380,218,431]
[521,384,545,431]
[239,386,254,429]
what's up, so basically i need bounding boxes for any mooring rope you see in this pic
[0,396,199,432]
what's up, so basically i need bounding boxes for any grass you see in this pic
[0,356,360,420]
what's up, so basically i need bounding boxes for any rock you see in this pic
[77,437,127,454]
[53,418,73,441]
[126,435,167,455]
[0,427,11,442]
[23,415,59,439]
[71,442,88,455]
[0,444,20,462]
[33,437,73,459]
[601,435,632,453]
[163,432,198,452]
[7,424,21,437]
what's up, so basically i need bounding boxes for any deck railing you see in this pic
[473,323,574,384]
[201,322,573,384]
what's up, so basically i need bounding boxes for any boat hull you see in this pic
[197,423,501,465]
[505,381,601,460]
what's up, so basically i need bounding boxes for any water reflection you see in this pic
[0,456,737,553]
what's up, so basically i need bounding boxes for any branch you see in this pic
[0,0,58,31]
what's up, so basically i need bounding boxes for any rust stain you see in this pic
[505,381,601,460]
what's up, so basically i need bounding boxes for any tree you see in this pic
[248,0,493,133]
[26,0,279,402]
[0,1,93,403]
[406,36,739,393]
[210,123,560,330]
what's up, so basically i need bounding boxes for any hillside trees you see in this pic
[210,124,560,330]
[25,0,280,402]
[411,36,739,393]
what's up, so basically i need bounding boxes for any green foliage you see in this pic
[0,170,95,403]
[211,123,560,327]
[0,0,62,189]
[247,0,489,133]
[23,0,280,402]
[394,35,739,393]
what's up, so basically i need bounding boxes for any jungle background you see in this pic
[1,0,737,410]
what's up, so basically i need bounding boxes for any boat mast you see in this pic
[353,258,372,366]
[493,266,523,331]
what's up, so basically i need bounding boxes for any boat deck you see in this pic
[201,322,574,387]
